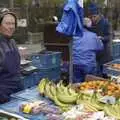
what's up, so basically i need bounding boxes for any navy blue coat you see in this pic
[0,35,23,103]
[91,16,112,64]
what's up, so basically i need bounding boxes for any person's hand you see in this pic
[98,36,104,40]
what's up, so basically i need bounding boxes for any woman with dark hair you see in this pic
[0,8,23,103]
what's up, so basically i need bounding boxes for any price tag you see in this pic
[99,96,116,104]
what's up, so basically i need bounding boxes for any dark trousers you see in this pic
[73,64,96,83]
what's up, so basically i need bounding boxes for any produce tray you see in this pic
[0,99,47,120]
[103,59,120,76]
[11,86,52,104]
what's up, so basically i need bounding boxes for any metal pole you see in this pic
[69,39,73,83]
[9,0,14,9]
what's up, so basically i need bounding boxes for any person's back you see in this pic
[72,18,103,83]
[73,29,103,66]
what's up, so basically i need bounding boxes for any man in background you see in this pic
[88,2,112,77]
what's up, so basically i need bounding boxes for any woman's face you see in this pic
[91,15,99,25]
[0,14,16,38]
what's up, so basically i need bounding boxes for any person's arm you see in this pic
[0,47,4,72]
[96,38,104,51]
[100,21,111,43]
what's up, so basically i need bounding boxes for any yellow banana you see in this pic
[44,82,54,100]
[37,78,48,95]
[111,104,120,118]
[57,81,70,96]
[84,103,98,112]
[60,106,71,112]
[50,83,56,96]
[90,99,104,111]
[84,101,98,112]
[23,104,32,114]
[104,105,120,119]
[57,91,78,104]
[68,87,78,96]
[53,94,70,107]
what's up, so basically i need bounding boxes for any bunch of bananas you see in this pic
[38,79,79,111]
[38,78,120,118]
[76,91,105,112]
[104,104,120,119]
[38,78,49,95]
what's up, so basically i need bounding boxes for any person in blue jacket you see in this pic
[0,8,23,103]
[88,2,112,77]
[72,18,104,83]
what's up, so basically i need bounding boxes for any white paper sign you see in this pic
[17,19,27,27]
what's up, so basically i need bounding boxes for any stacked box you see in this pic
[20,51,62,89]
[20,71,42,89]
[20,67,61,89]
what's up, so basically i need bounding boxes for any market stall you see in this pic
[0,75,120,120]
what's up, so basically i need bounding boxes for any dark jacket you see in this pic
[91,16,112,64]
[0,35,23,103]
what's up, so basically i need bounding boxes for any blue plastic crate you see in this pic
[20,67,61,89]
[112,43,120,59]
[21,72,43,89]
[0,99,47,120]
[103,58,120,76]
[30,51,62,69]
[38,67,61,83]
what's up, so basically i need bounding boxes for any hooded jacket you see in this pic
[72,29,103,67]
[56,0,84,37]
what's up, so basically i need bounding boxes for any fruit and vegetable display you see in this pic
[105,63,120,70]
[37,78,120,119]
[79,80,120,97]
[111,63,120,69]
[19,100,62,115]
